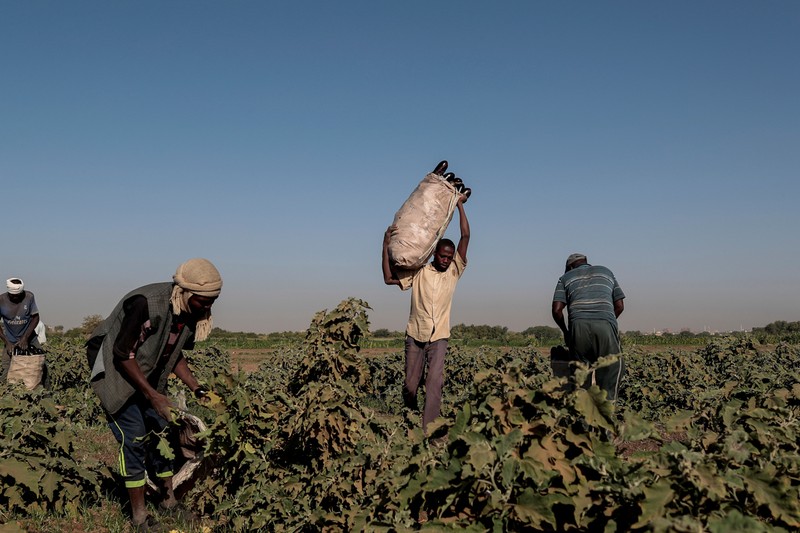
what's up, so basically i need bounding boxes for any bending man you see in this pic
[0,278,44,379]
[87,258,221,531]
[552,253,625,401]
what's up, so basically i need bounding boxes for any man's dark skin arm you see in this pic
[119,346,208,420]
[118,358,174,421]
[173,355,202,395]
[0,314,40,353]
[614,298,624,318]
[455,196,470,260]
[552,301,568,339]
[16,314,40,351]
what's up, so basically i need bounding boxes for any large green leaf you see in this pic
[512,487,557,527]
[0,459,38,492]
[633,479,673,528]
[466,442,496,475]
[40,470,60,502]
[707,510,771,533]
[743,469,800,527]
[573,388,615,432]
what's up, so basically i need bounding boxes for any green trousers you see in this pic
[569,319,624,402]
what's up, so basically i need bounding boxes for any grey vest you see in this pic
[89,282,194,414]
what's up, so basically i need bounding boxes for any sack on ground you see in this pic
[550,345,575,379]
[7,352,46,389]
[146,412,207,498]
[389,172,461,270]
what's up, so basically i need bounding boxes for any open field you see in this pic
[228,344,717,373]
[3,303,800,532]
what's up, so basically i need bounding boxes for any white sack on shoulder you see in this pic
[389,173,460,270]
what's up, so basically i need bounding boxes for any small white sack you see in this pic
[388,173,460,270]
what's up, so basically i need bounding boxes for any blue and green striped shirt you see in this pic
[553,264,625,325]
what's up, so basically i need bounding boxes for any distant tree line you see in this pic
[47,316,800,348]
[208,328,304,348]
[750,321,800,343]
[751,321,800,335]
[379,324,563,347]
[56,314,104,339]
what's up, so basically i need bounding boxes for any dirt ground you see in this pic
[229,347,404,372]
[228,345,701,373]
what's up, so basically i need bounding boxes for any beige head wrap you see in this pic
[170,258,222,342]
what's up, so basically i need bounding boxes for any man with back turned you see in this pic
[552,253,625,401]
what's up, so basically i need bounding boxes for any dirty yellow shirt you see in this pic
[399,252,466,342]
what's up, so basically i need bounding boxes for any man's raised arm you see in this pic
[456,196,470,261]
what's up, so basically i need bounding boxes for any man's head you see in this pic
[171,258,223,340]
[432,239,456,272]
[6,278,25,303]
[565,253,588,272]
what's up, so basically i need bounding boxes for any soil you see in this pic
[617,431,689,457]
[229,346,401,372]
[228,345,703,372]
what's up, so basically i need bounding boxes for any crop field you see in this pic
[2,298,800,532]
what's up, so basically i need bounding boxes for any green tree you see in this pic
[81,314,104,338]
[521,325,562,343]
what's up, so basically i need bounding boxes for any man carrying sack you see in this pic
[383,163,471,432]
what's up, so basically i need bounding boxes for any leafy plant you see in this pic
[0,383,112,517]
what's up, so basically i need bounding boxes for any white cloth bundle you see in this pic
[388,173,460,270]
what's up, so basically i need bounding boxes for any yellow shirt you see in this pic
[399,252,466,342]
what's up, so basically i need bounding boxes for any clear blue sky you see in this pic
[2,2,798,334]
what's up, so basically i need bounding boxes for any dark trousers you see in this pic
[404,336,448,430]
[569,319,624,402]
[107,396,174,488]
[582,355,625,402]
